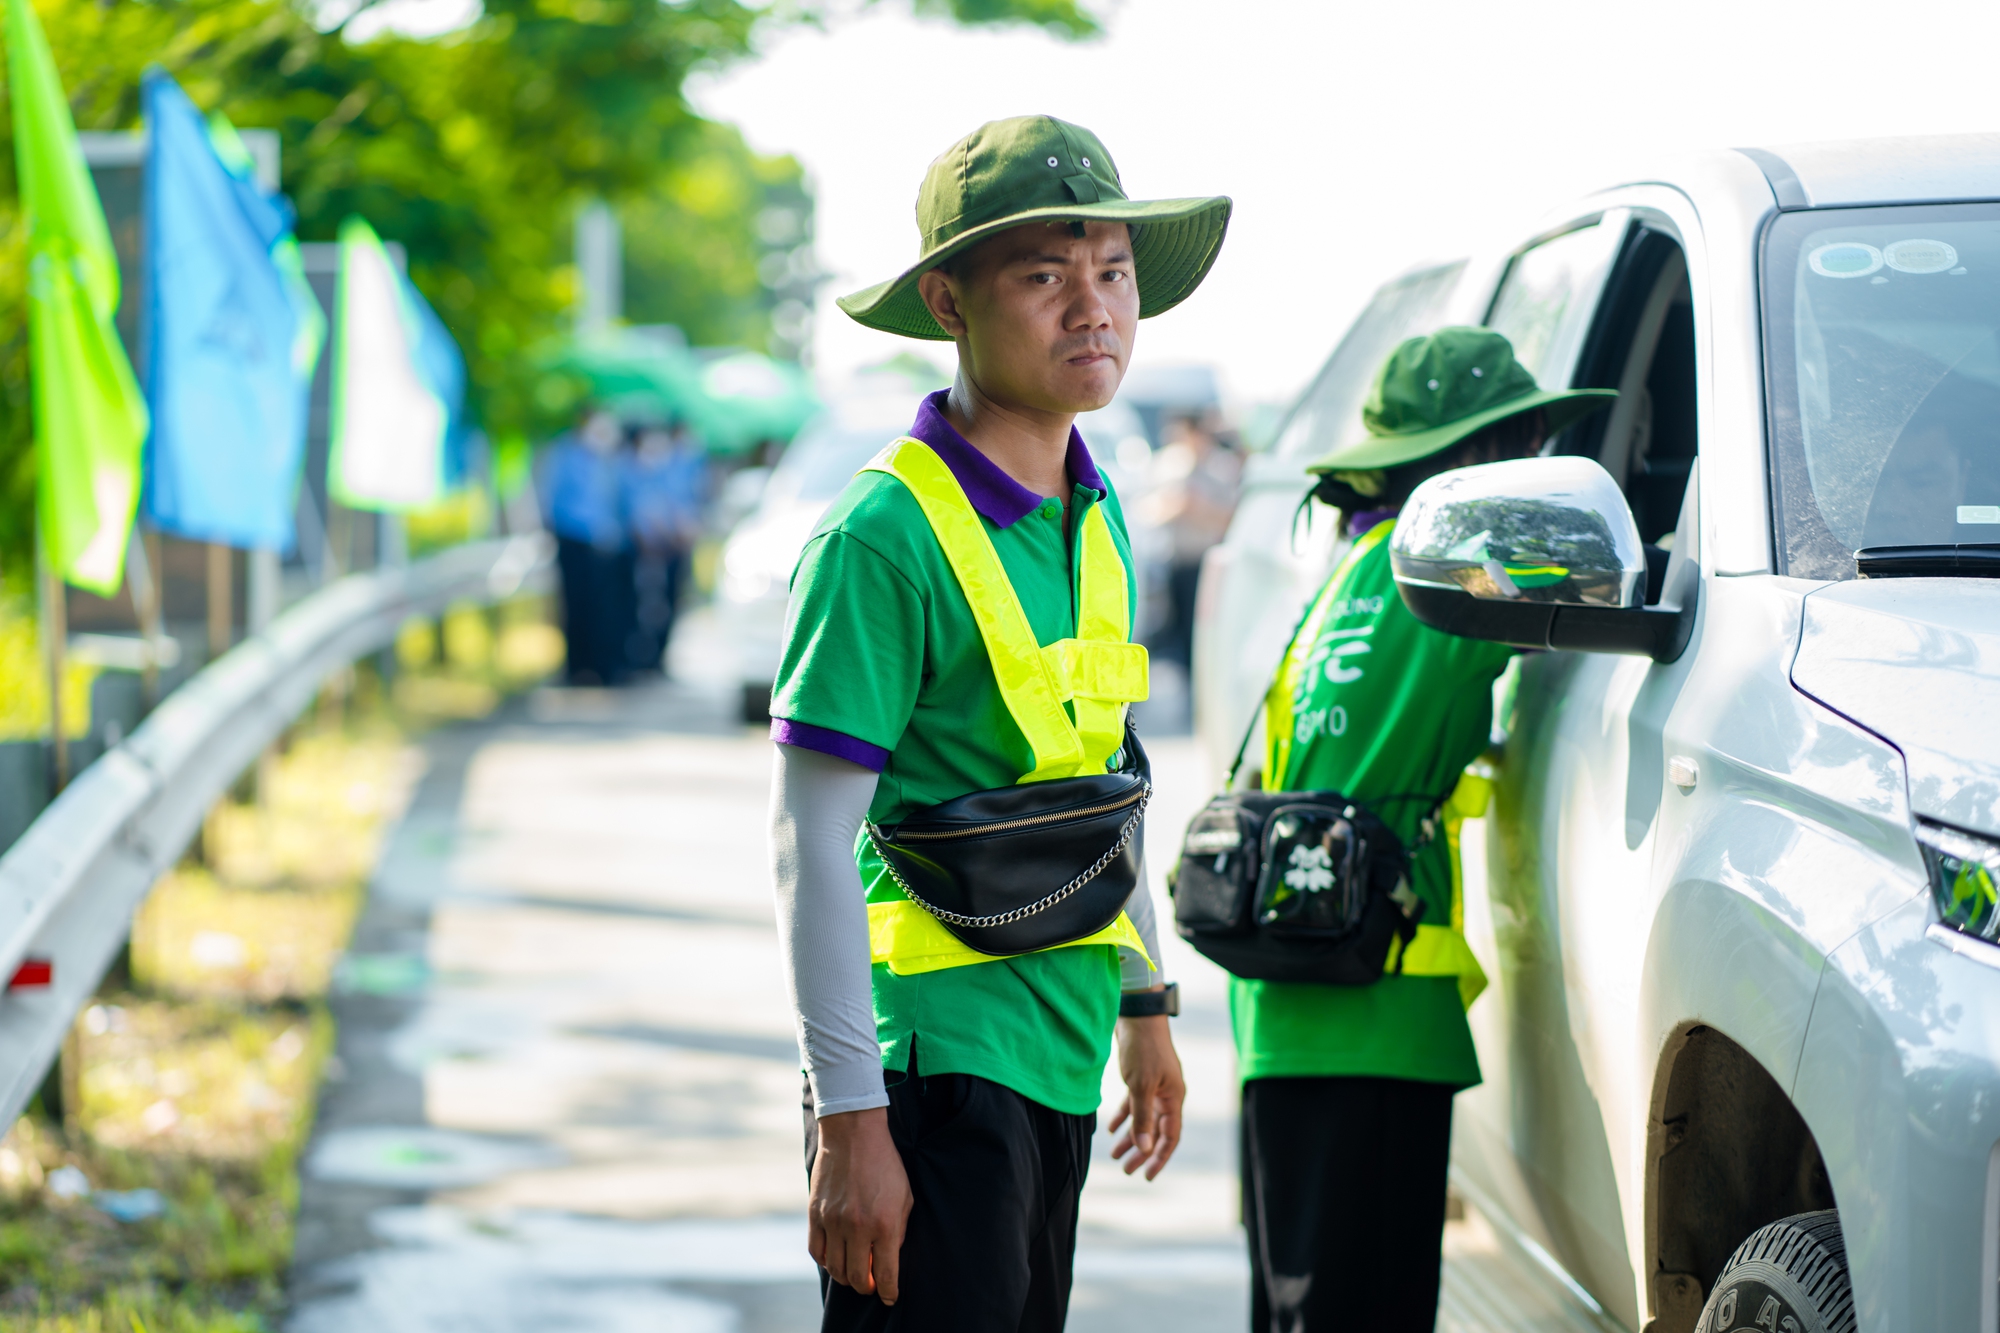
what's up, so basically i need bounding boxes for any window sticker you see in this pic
[1884,238,1960,274]
[1958,505,2000,525]
[1809,242,1884,279]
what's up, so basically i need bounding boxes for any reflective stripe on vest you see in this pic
[1263,521,1395,787]
[867,899,1152,977]
[1265,519,1489,1009]
[858,437,1151,975]
[862,437,1147,780]
[1386,925,1487,1009]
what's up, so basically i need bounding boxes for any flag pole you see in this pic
[207,541,232,659]
[36,541,69,791]
[127,527,163,707]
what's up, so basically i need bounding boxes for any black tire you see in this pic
[1694,1210,1856,1333]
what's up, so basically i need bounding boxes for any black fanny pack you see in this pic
[1167,676,1438,983]
[1170,788,1427,984]
[866,719,1151,957]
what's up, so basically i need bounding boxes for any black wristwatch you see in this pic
[1119,982,1179,1018]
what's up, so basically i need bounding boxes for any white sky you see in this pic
[692,0,2000,409]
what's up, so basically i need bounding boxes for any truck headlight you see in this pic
[1916,821,2000,942]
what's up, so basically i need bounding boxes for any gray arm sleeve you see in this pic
[769,744,888,1118]
[1120,862,1168,991]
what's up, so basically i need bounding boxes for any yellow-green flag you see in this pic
[7,0,148,594]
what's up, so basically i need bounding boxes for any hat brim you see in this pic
[836,196,1233,341]
[1306,388,1618,474]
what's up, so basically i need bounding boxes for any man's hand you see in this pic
[1107,1003,1185,1180]
[809,1108,914,1303]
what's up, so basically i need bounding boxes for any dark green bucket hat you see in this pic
[837,115,1232,341]
[1309,326,1615,473]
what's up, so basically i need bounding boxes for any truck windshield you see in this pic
[1765,203,2000,579]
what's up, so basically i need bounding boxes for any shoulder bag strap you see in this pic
[1228,522,1391,788]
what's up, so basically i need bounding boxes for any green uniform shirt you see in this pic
[771,394,1138,1116]
[1229,518,1513,1088]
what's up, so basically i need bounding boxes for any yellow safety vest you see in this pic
[1266,525,1490,1010]
[857,437,1153,977]
[1385,768,1490,1010]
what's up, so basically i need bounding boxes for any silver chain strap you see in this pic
[868,783,1152,930]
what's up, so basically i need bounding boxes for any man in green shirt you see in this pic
[1236,327,1612,1331]
[767,116,1230,1331]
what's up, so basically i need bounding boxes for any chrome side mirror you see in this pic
[1390,456,1696,662]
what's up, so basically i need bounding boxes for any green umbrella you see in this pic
[540,333,697,423]
[685,350,818,454]
[539,335,818,454]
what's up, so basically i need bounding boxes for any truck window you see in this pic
[1271,262,1466,467]
[1764,202,2000,580]
[1563,226,1699,544]
[1485,217,1623,389]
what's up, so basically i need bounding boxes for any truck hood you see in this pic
[1792,579,2000,837]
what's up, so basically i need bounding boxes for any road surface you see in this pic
[286,615,1613,1332]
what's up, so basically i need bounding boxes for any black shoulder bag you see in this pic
[1169,709,1437,985]
[866,717,1151,957]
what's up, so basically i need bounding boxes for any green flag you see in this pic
[7,0,148,594]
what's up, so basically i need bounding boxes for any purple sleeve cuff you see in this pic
[770,718,890,773]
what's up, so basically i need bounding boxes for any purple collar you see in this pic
[908,390,1106,528]
[1348,507,1399,538]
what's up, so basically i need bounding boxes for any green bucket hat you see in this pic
[837,115,1232,341]
[1308,326,1615,474]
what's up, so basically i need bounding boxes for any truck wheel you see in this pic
[1694,1210,1855,1333]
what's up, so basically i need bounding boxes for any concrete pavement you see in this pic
[286,616,1612,1332]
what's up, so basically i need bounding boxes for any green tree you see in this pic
[0,0,1100,582]
[621,119,807,353]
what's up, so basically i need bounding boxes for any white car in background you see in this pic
[1193,135,2000,1333]
[721,391,1157,723]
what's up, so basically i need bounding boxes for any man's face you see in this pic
[918,220,1138,415]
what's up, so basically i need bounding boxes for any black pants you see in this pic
[1155,558,1203,672]
[556,536,634,685]
[803,1065,1093,1333]
[1241,1076,1455,1333]
[627,544,688,674]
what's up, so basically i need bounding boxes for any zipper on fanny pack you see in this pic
[888,789,1145,842]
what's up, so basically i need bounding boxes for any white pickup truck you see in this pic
[1193,134,2000,1333]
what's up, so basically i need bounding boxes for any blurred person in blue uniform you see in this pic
[624,420,707,674]
[539,408,634,685]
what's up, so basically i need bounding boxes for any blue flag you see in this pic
[409,261,468,489]
[141,68,323,551]
[329,215,467,511]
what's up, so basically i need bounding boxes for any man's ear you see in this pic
[918,269,969,339]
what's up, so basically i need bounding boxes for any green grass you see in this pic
[0,598,96,741]
[0,595,562,1328]
[0,998,331,1326]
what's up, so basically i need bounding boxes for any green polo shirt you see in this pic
[770,391,1138,1116]
[1229,517,1512,1089]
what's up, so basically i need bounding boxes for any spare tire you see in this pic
[1694,1210,1856,1333]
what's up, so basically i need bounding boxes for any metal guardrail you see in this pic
[0,534,553,1126]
